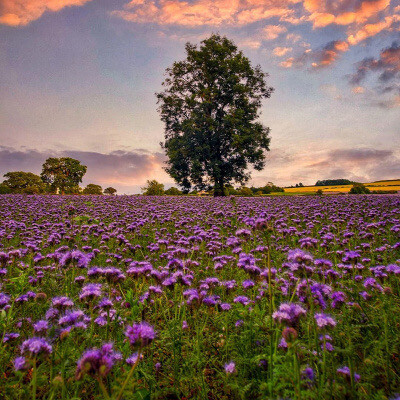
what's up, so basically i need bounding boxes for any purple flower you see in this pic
[0,293,10,310]
[337,366,360,382]
[273,303,307,326]
[242,280,255,290]
[287,249,313,265]
[76,343,121,379]
[79,283,102,301]
[20,337,52,356]
[220,303,231,311]
[125,322,156,349]
[14,356,29,371]
[233,296,250,305]
[126,353,141,365]
[52,296,74,309]
[33,320,49,334]
[224,361,236,374]
[314,313,336,329]
[302,367,315,382]
[3,332,20,343]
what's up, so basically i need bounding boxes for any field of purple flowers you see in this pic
[0,194,399,400]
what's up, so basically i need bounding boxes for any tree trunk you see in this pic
[213,178,225,197]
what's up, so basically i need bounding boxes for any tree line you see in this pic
[0,157,117,195]
[141,180,284,196]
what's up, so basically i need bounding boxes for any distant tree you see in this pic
[104,187,117,195]
[164,187,182,195]
[249,182,284,194]
[83,184,103,195]
[350,183,370,194]
[238,187,253,196]
[156,34,273,196]
[316,179,353,186]
[41,158,87,194]
[2,171,46,194]
[316,189,323,195]
[141,180,164,196]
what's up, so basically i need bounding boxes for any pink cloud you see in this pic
[0,0,93,26]
[112,0,299,27]
[273,46,292,56]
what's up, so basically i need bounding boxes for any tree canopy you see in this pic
[83,184,103,195]
[41,158,87,194]
[2,171,46,194]
[350,183,370,194]
[316,179,353,186]
[164,187,182,195]
[156,34,273,196]
[141,180,164,196]
[104,187,117,195]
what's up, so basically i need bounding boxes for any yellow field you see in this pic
[284,180,400,194]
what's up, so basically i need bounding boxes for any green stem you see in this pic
[96,376,110,400]
[32,357,37,400]
[115,351,141,400]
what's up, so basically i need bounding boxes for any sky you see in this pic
[0,0,399,194]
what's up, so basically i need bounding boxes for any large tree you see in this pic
[41,157,87,194]
[2,171,46,194]
[156,34,273,196]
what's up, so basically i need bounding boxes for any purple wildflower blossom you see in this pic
[125,322,156,349]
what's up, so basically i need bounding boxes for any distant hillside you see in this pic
[284,179,400,194]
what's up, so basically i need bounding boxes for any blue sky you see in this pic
[0,0,399,193]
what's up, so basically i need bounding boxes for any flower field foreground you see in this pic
[0,194,399,400]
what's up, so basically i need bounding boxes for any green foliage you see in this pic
[156,34,273,196]
[104,187,117,195]
[316,179,354,186]
[64,185,82,195]
[83,184,103,195]
[316,189,323,195]
[141,180,165,196]
[238,187,253,196]
[0,183,11,194]
[350,183,371,194]
[2,171,46,194]
[251,182,284,194]
[164,187,182,195]
[41,157,87,194]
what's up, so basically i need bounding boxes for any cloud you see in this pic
[280,40,348,69]
[262,24,287,40]
[347,15,400,45]
[349,42,400,84]
[310,40,349,68]
[352,85,365,93]
[0,146,168,193]
[251,146,399,186]
[0,0,93,26]
[111,0,298,27]
[273,46,292,56]
[304,0,391,28]
[348,42,400,107]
